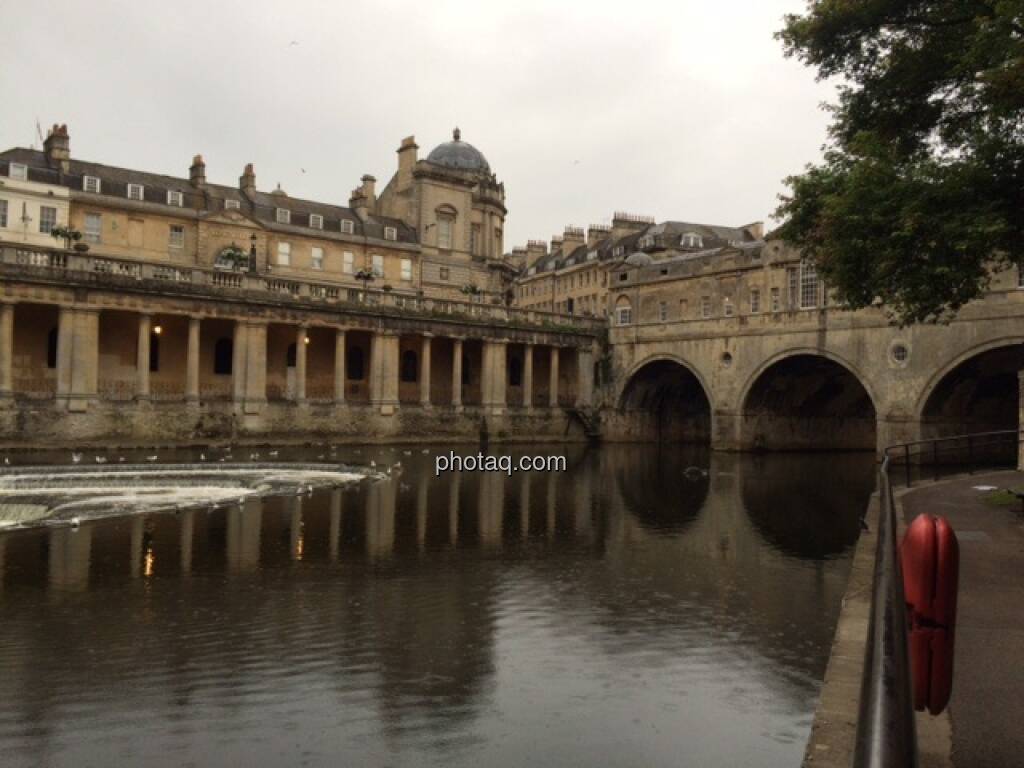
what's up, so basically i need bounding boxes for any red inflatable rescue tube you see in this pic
[901,514,959,715]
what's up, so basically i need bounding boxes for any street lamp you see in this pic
[248,233,258,274]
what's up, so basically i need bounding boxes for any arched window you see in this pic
[347,346,364,380]
[149,333,160,372]
[214,338,233,375]
[615,296,633,326]
[46,327,58,369]
[509,356,523,387]
[286,342,297,367]
[400,350,418,382]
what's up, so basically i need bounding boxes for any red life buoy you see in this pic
[901,514,959,715]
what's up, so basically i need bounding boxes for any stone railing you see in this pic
[0,243,606,334]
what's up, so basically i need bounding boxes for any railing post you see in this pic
[904,444,912,487]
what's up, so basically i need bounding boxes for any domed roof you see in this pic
[426,128,490,173]
[625,251,652,267]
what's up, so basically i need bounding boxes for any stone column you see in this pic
[243,321,267,414]
[231,320,248,404]
[68,308,99,413]
[186,316,200,402]
[294,326,307,403]
[576,346,594,407]
[370,330,399,415]
[452,338,463,411]
[549,345,560,409]
[0,302,14,400]
[482,340,507,415]
[55,306,74,402]
[420,334,432,407]
[136,314,151,400]
[523,343,534,411]
[333,328,346,404]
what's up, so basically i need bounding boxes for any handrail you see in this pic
[854,429,1020,767]
[886,429,1017,488]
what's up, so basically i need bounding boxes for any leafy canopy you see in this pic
[775,1,1024,323]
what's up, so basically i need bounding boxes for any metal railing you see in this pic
[854,429,1020,767]
[890,430,1018,488]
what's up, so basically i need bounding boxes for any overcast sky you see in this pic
[1,0,836,248]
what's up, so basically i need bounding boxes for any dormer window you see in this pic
[83,175,101,193]
[384,226,397,241]
[309,213,323,229]
[275,208,290,224]
[8,163,27,180]
[613,245,624,258]
[681,233,703,248]
[167,190,184,207]
[127,183,144,201]
[341,219,354,235]
[224,199,241,210]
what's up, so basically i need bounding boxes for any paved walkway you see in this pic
[900,471,1024,768]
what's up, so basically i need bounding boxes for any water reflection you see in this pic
[0,444,873,768]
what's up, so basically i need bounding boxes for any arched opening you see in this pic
[46,327,58,369]
[741,354,876,451]
[921,344,1024,440]
[617,359,711,443]
[400,350,418,383]
[286,343,297,368]
[213,338,233,376]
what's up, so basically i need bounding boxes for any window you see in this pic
[9,163,27,180]
[400,350,418,382]
[658,301,668,322]
[39,206,57,234]
[616,306,632,325]
[700,296,712,318]
[799,259,819,309]
[169,225,185,249]
[213,338,233,375]
[679,298,689,317]
[347,346,364,380]
[371,254,384,277]
[310,246,324,270]
[149,333,160,372]
[275,208,290,224]
[127,183,144,201]
[84,213,102,243]
[309,213,323,230]
[770,287,781,312]
[437,217,452,249]
[0,199,7,228]
[470,224,480,254]
[277,241,291,266]
[83,175,101,193]
[723,298,734,317]
[681,233,703,248]
[439,266,450,281]
[750,288,761,314]
[224,199,241,210]
[47,328,58,368]
[787,266,799,309]
[341,219,355,234]
[400,258,412,281]
[167,190,184,207]
[384,226,397,241]
[343,251,354,274]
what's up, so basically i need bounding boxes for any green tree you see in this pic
[775,1,1024,323]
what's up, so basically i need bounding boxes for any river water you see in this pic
[0,444,873,768]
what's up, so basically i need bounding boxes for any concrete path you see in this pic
[900,471,1024,768]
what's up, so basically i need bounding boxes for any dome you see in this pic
[625,251,652,267]
[426,127,490,173]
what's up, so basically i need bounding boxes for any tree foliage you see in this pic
[775,1,1024,323]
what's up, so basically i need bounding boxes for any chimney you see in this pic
[550,234,564,253]
[360,174,376,208]
[562,226,585,253]
[397,136,418,190]
[240,163,256,198]
[526,240,547,268]
[43,124,70,173]
[587,224,610,248]
[189,154,206,187]
[349,186,369,221]
[611,211,655,239]
[741,221,764,240]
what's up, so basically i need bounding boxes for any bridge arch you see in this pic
[916,337,1024,439]
[738,349,878,451]
[616,354,712,443]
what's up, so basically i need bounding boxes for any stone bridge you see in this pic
[602,281,1024,455]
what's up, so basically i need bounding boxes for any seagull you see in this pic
[269,450,279,457]
[370,460,376,468]
[403,450,412,456]
[250,452,260,460]
[200,453,206,462]
[119,457,125,463]
[288,40,299,46]
[3,457,8,465]
[95,456,107,464]
[72,452,83,464]
[70,516,81,528]
[146,455,158,462]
